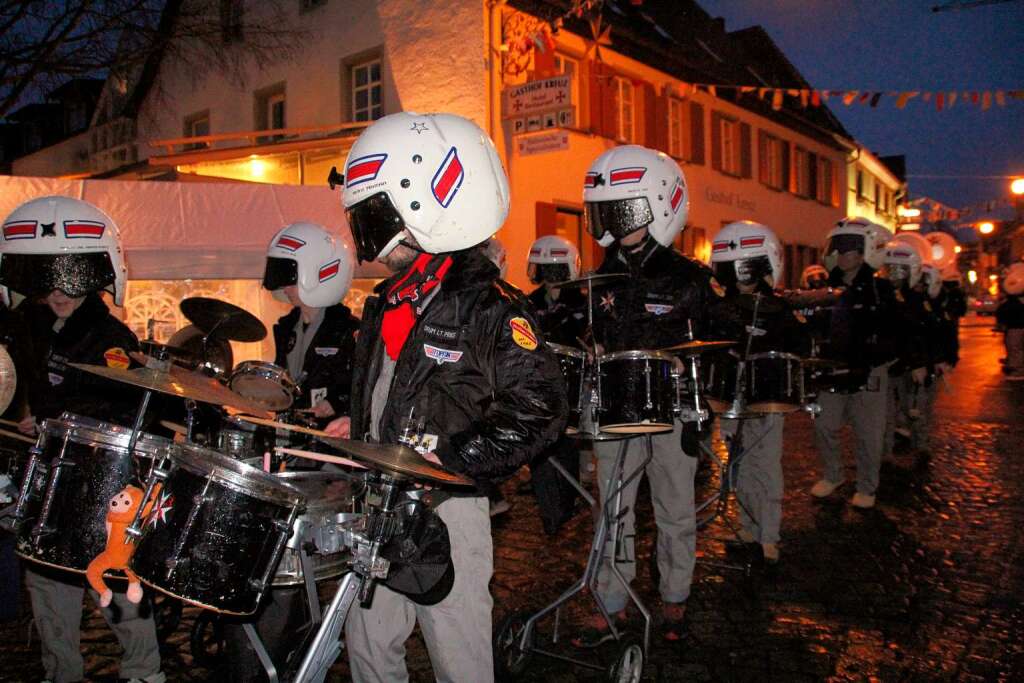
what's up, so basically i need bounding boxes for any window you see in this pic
[183,110,210,151]
[816,156,835,205]
[856,170,866,202]
[613,76,635,142]
[255,83,286,141]
[554,53,579,115]
[351,59,383,122]
[793,146,811,198]
[220,0,243,43]
[758,131,786,190]
[667,97,688,159]
[716,115,742,176]
[874,182,881,208]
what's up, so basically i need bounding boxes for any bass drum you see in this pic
[596,351,677,434]
[14,414,169,572]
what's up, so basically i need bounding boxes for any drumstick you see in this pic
[0,418,23,429]
[234,414,330,438]
[274,446,367,470]
[0,427,35,444]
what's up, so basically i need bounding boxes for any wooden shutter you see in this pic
[536,202,558,238]
[642,82,658,149]
[587,62,605,135]
[757,130,768,183]
[689,101,704,164]
[831,159,841,207]
[808,152,818,200]
[740,122,752,178]
[653,92,669,153]
[710,111,722,171]
[781,141,791,192]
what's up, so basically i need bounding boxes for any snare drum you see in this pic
[548,342,588,434]
[129,443,305,615]
[701,351,742,414]
[228,361,299,412]
[14,414,169,572]
[596,350,677,434]
[746,351,805,413]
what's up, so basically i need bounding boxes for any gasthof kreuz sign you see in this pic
[502,76,572,120]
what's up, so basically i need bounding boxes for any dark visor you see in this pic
[528,262,570,284]
[345,191,405,263]
[585,197,654,241]
[734,255,773,285]
[712,262,738,290]
[0,252,115,298]
[826,233,864,255]
[262,257,298,291]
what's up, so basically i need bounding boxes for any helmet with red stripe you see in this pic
[527,235,580,284]
[263,222,355,308]
[342,112,510,262]
[483,237,508,279]
[1003,262,1024,297]
[824,217,892,272]
[881,237,927,288]
[710,221,783,290]
[582,145,688,247]
[0,196,127,305]
[800,264,829,289]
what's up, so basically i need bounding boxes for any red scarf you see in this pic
[381,253,453,360]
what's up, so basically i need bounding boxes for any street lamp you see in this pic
[1011,178,1024,196]
[979,221,995,235]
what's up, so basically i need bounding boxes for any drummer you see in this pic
[0,196,164,683]
[262,222,360,426]
[578,144,738,645]
[326,112,566,683]
[709,221,809,563]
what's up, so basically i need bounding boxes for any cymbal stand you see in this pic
[125,350,173,541]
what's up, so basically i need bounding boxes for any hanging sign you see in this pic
[502,76,573,120]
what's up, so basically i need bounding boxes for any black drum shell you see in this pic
[596,352,676,433]
[549,343,587,434]
[746,352,804,412]
[702,351,741,413]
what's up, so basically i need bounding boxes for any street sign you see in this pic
[517,131,570,156]
[510,107,575,136]
[502,76,573,120]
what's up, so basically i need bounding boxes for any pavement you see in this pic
[1,316,1021,682]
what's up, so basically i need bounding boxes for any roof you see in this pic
[48,78,105,102]
[508,0,852,148]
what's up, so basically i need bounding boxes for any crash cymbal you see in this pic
[315,436,475,487]
[69,362,271,416]
[180,297,267,343]
[0,345,15,416]
[550,272,627,290]
[661,340,738,355]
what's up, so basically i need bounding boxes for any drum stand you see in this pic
[496,433,654,678]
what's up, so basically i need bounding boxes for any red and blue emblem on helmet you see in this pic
[609,167,647,185]
[669,179,685,214]
[3,220,36,240]
[431,147,464,208]
[318,259,341,282]
[63,220,105,239]
[346,153,388,188]
[276,235,306,252]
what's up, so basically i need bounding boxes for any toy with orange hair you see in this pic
[86,484,157,607]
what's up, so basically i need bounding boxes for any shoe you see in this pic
[851,492,876,509]
[894,426,911,439]
[736,528,756,543]
[121,673,167,683]
[662,602,686,642]
[572,610,627,648]
[762,543,780,563]
[810,479,842,498]
[489,499,512,516]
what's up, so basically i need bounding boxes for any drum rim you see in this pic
[747,350,804,362]
[43,412,170,459]
[598,349,678,364]
[547,342,588,359]
[167,442,306,507]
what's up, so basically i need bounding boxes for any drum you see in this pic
[701,351,742,414]
[216,416,258,460]
[129,442,305,615]
[269,470,362,586]
[228,361,298,412]
[548,342,588,434]
[13,414,169,572]
[745,351,805,413]
[596,351,677,433]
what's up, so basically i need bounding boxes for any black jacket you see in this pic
[273,303,359,418]
[592,237,740,352]
[888,285,932,376]
[723,284,810,356]
[0,305,34,421]
[526,286,587,348]
[996,295,1024,330]
[350,248,568,486]
[826,264,900,371]
[937,282,967,365]
[22,294,141,424]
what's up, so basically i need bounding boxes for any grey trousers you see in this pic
[594,422,697,613]
[25,565,161,683]
[1005,328,1024,372]
[813,365,890,496]
[721,414,784,545]
[345,496,494,683]
[882,370,909,458]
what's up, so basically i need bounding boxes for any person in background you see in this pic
[996,262,1024,379]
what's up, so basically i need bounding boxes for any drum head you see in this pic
[169,442,305,508]
[229,375,294,411]
[599,422,674,434]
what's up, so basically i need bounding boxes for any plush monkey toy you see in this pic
[86,485,157,607]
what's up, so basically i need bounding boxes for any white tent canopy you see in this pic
[0,175,386,280]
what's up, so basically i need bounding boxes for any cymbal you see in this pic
[315,436,475,487]
[69,362,272,416]
[159,420,188,436]
[0,345,15,416]
[551,272,627,290]
[661,340,737,355]
[180,297,267,343]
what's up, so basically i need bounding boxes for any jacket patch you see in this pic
[600,292,616,311]
[509,317,538,351]
[423,344,463,365]
[48,372,63,386]
[104,347,130,369]
[644,303,673,316]
[314,347,339,357]
[422,323,460,342]
[709,277,726,298]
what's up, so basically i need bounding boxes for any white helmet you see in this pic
[801,264,830,289]
[1005,263,1024,296]
[262,222,355,308]
[710,221,783,289]
[582,145,688,247]
[0,196,127,305]
[881,238,925,288]
[924,232,958,273]
[920,263,943,300]
[482,237,508,279]
[824,217,892,271]
[527,235,580,284]
[342,112,510,262]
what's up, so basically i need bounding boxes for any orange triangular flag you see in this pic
[982,91,992,110]
[842,91,858,105]
[996,90,1006,106]
[772,89,784,110]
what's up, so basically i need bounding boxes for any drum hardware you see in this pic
[180,296,268,343]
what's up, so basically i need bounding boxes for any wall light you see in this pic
[979,221,995,235]
[967,270,978,284]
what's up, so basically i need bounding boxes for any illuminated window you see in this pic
[351,59,383,122]
[613,76,635,142]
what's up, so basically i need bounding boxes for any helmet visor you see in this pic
[734,255,773,286]
[585,197,653,241]
[0,252,115,298]
[881,262,911,284]
[528,262,571,284]
[826,233,864,255]
[804,273,828,289]
[263,257,298,291]
[345,192,405,263]
[712,262,738,290]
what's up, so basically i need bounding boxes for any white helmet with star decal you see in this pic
[342,112,510,262]
[0,195,127,305]
[710,221,783,289]
[582,144,688,248]
[262,222,355,307]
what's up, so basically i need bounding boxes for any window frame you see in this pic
[254,82,286,142]
[613,76,635,143]
[351,58,383,123]
[792,145,811,198]
[717,114,742,177]
[183,110,211,151]
[759,131,786,190]
[667,96,688,160]
[554,53,580,116]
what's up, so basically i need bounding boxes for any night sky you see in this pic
[699,0,1024,210]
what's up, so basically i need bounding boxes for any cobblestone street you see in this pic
[1,319,1021,682]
